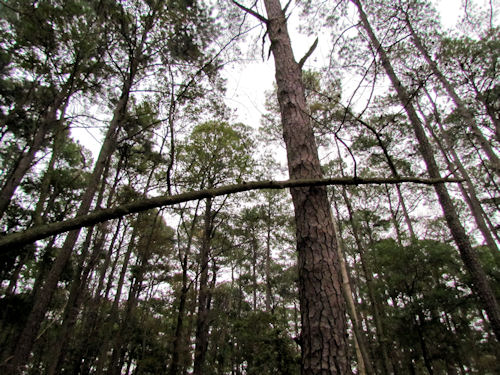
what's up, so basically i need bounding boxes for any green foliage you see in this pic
[177,121,255,188]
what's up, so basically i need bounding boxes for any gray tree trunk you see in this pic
[353,0,500,341]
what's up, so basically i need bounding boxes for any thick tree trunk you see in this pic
[353,0,500,341]
[261,0,350,372]
[405,15,500,175]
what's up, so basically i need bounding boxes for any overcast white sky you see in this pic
[73,0,497,159]
[223,0,497,130]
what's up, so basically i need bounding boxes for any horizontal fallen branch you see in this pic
[0,176,461,250]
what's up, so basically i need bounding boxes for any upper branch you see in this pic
[231,0,269,24]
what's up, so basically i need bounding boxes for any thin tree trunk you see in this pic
[75,219,124,374]
[333,219,374,375]
[252,229,258,311]
[353,0,500,341]
[193,197,214,375]
[95,226,138,375]
[47,137,119,374]
[418,94,499,252]
[169,206,200,375]
[404,14,500,175]
[385,185,403,245]
[109,211,161,375]
[265,204,272,312]
[0,96,65,220]
[341,186,393,375]
[260,0,350,372]
[7,76,131,373]
[32,115,68,226]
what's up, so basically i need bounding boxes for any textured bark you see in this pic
[353,0,500,341]
[261,0,350,372]
[404,15,500,175]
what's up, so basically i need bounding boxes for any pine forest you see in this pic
[0,0,499,374]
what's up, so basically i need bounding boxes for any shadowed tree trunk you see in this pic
[341,186,393,375]
[7,74,133,374]
[332,219,374,375]
[193,197,214,375]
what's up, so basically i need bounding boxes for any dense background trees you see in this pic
[0,0,498,374]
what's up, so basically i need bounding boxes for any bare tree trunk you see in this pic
[418,94,499,252]
[95,226,137,375]
[7,77,130,373]
[333,219,374,375]
[265,205,272,312]
[258,1,350,372]
[341,186,393,375]
[0,96,65,220]
[404,14,500,175]
[385,185,404,245]
[353,0,500,341]
[32,114,68,226]
[193,197,214,375]
[170,209,199,375]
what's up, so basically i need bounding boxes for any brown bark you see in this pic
[353,0,500,342]
[260,0,350,372]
